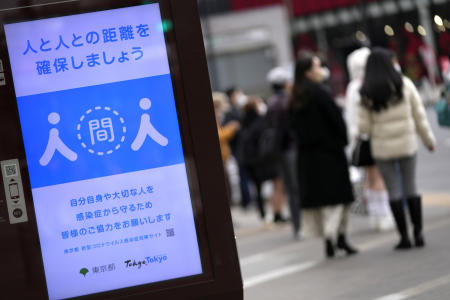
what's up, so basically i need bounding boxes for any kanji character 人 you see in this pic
[55,35,70,50]
[23,40,37,55]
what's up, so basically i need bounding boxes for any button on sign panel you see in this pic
[1,159,28,224]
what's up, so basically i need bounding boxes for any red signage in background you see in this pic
[231,0,377,16]
[230,0,283,11]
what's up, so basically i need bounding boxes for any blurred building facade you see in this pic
[199,0,450,97]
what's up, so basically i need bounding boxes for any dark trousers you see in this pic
[280,147,301,234]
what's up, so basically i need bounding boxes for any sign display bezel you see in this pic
[0,0,241,299]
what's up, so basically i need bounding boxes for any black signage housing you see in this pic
[0,0,243,299]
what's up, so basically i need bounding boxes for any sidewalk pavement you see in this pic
[231,193,450,240]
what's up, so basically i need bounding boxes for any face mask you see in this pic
[257,102,267,115]
[236,94,248,108]
[394,63,402,73]
[321,67,330,81]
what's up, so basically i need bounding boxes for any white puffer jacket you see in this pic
[345,47,370,147]
[358,77,436,160]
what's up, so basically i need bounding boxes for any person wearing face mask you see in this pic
[359,48,436,250]
[224,87,251,210]
[290,51,357,258]
[345,47,394,232]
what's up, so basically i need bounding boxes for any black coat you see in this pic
[290,83,354,209]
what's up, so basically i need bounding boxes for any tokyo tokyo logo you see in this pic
[39,98,168,166]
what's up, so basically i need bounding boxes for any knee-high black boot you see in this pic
[337,234,358,255]
[389,200,412,250]
[407,195,425,247]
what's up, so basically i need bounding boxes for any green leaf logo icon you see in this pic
[80,268,89,277]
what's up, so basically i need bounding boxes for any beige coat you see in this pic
[358,77,436,160]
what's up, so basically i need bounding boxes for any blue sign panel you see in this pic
[4,4,202,300]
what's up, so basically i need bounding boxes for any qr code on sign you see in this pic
[166,228,175,237]
[5,164,17,177]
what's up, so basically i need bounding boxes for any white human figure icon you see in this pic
[131,98,168,151]
[39,112,78,166]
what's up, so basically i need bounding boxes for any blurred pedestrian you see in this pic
[345,47,393,231]
[267,66,301,233]
[213,92,240,203]
[359,47,436,250]
[290,51,357,258]
[224,87,251,209]
[239,97,270,220]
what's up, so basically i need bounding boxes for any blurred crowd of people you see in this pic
[213,46,440,258]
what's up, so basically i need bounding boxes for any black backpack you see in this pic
[240,116,280,182]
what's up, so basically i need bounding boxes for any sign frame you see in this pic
[0,0,243,299]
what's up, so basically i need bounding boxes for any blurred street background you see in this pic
[234,110,450,300]
[197,0,450,299]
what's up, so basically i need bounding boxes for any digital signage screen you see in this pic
[4,3,203,299]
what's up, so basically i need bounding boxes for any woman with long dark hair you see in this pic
[290,51,357,258]
[359,47,436,250]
